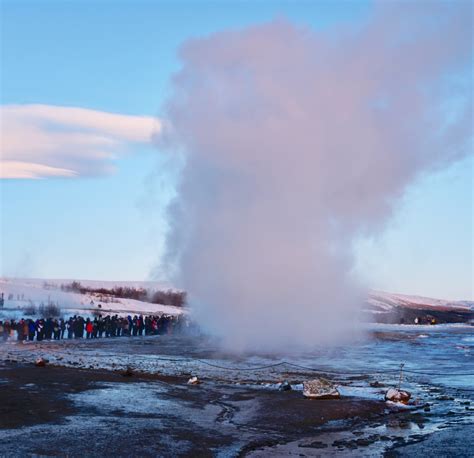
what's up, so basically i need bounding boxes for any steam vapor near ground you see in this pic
[157,2,472,351]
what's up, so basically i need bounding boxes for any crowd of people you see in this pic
[0,313,188,342]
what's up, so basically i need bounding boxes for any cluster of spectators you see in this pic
[0,314,187,342]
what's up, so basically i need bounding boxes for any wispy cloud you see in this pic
[0,104,161,179]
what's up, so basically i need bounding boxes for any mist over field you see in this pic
[158,2,472,351]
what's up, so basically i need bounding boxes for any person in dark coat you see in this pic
[17,319,25,341]
[28,320,36,341]
[53,320,61,340]
[36,319,44,341]
[75,316,84,338]
[60,319,66,339]
[44,318,53,340]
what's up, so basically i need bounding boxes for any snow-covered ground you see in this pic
[1,277,472,321]
[0,277,184,319]
[1,321,472,456]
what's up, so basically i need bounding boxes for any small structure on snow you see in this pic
[385,363,411,404]
[303,378,340,399]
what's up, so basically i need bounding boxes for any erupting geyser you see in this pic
[156,2,472,351]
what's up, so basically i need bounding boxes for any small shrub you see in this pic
[24,302,37,316]
[151,289,186,307]
[39,303,61,318]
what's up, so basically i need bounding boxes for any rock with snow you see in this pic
[385,388,411,404]
[187,376,200,385]
[278,380,292,391]
[303,378,340,399]
[35,357,47,367]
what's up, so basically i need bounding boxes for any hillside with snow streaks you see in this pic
[368,290,473,312]
[366,290,473,324]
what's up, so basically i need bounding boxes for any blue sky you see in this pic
[0,0,472,300]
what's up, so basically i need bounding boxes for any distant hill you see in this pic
[364,290,474,324]
[1,277,472,324]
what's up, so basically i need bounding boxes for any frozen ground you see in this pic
[0,278,473,455]
[0,362,394,457]
[0,324,473,456]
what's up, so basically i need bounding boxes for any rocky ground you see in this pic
[1,361,472,457]
[1,326,473,457]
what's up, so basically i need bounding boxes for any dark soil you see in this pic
[0,362,184,429]
[0,362,389,457]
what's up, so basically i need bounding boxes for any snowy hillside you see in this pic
[365,290,473,324]
[368,290,473,312]
[0,277,472,323]
[0,278,184,319]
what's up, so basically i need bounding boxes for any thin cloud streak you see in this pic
[0,104,161,179]
[0,161,77,179]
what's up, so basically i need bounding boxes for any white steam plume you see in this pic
[157,2,472,351]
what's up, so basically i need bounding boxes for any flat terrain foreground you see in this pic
[0,362,412,457]
[1,327,472,456]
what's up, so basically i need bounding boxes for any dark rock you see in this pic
[356,438,372,446]
[437,395,455,401]
[35,358,47,367]
[122,367,134,377]
[278,381,292,391]
[299,441,328,449]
